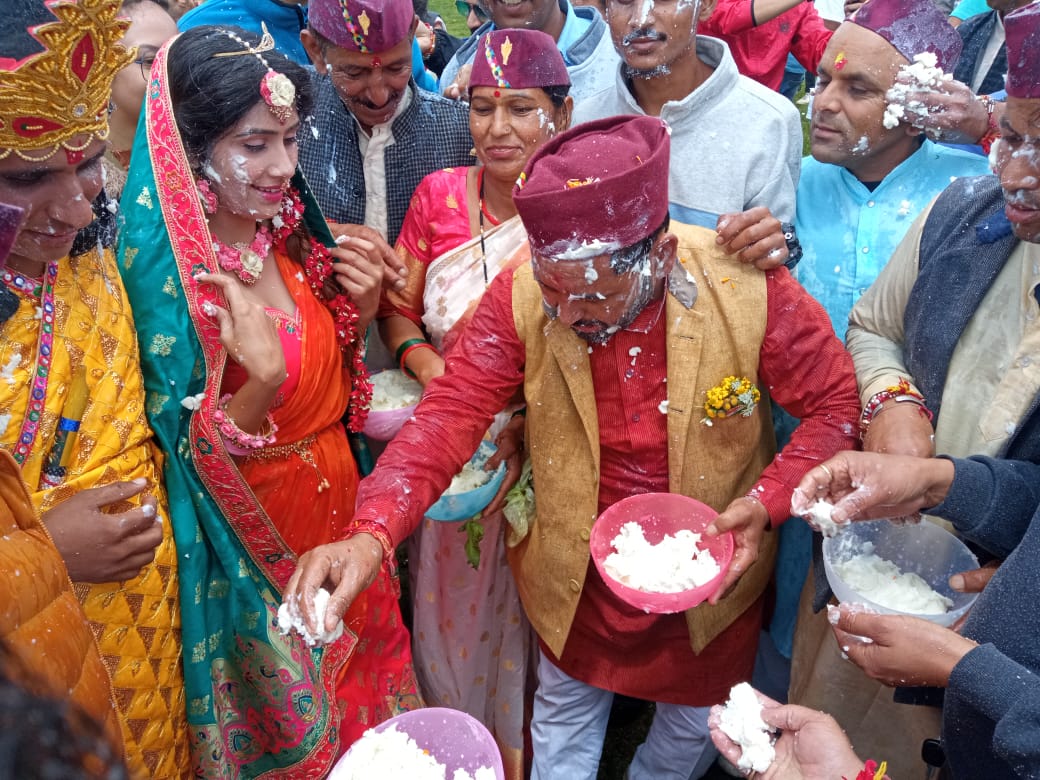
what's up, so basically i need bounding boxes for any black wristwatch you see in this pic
[781,222,803,270]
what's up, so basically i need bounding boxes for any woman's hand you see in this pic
[283,534,384,635]
[43,479,163,583]
[196,272,286,388]
[331,234,384,331]
[710,691,865,780]
[327,222,407,292]
[831,604,977,688]
[483,414,526,516]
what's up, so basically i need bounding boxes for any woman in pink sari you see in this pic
[376,29,572,779]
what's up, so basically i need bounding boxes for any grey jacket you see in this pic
[573,36,802,224]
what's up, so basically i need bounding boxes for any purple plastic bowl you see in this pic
[329,707,506,779]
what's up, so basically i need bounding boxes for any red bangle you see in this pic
[400,341,437,378]
[859,379,932,435]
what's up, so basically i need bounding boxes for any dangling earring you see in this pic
[196,177,218,214]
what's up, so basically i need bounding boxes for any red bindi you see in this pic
[371,56,381,68]
[494,89,501,97]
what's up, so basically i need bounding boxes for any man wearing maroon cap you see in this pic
[285,114,859,779]
[788,2,1040,772]
[298,0,472,246]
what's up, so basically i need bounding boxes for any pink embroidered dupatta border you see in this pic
[145,39,349,778]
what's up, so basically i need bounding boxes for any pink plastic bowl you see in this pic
[362,403,417,441]
[591,493,734,614]
[329,707,506,779]
[362,370,420,441]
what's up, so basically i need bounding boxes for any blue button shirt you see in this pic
[794,140,992,336]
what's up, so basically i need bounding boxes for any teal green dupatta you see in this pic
[117,39,352,778]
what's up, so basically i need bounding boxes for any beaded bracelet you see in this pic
[977,95,1000,155]
[398,340,437,379]
[214,394,278,454]
[859,379,932,435]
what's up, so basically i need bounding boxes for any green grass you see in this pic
[429,0,474,37]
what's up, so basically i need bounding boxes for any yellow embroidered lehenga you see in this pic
[0,245,189,778]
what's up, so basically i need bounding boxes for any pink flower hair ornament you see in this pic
[260,70,295,124]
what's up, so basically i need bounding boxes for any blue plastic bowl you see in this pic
[426,441,507,522]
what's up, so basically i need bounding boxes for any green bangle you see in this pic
[395,337,429,369]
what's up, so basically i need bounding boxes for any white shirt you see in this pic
[355,86,413,239]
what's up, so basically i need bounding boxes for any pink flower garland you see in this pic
[271,189,372,432]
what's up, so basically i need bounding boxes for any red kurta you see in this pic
[354,266,859,704]
[701,0,833,91]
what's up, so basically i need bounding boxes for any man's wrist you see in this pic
[921,457,956,509]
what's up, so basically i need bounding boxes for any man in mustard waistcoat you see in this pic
[288,115,860,778]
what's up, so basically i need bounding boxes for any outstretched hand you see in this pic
[886,75,995,145]
[791,451,955,525]
[710,690,864,780]
[283,534,384,635]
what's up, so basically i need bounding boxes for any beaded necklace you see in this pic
[10,261,58,465]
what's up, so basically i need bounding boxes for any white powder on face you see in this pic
[884,52,952,130]
[334,725,494,779]
[833,546,953,615]
[443,460,493,495]
[805,498,846,538]
[717,683,775,773]
[604,521,720,593]
[369,370,422,411]
[277,588,345,647]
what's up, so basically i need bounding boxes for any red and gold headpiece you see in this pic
[0,0,132,160]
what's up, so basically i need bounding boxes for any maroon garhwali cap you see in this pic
[469,29,570,93]
[1005,2,1040,99]
[514,115,670,258]
[309,0,414,53]
[851,0,962,71]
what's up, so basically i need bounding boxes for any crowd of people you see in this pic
[0,0,1038,777]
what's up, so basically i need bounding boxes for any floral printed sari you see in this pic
[117,40,417,779]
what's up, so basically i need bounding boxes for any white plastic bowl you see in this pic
[823,519,979,627]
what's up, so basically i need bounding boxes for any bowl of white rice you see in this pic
[823,519,979,627]
[363,369,423,441]
[426,441,507,522]
[329,707,505,780]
